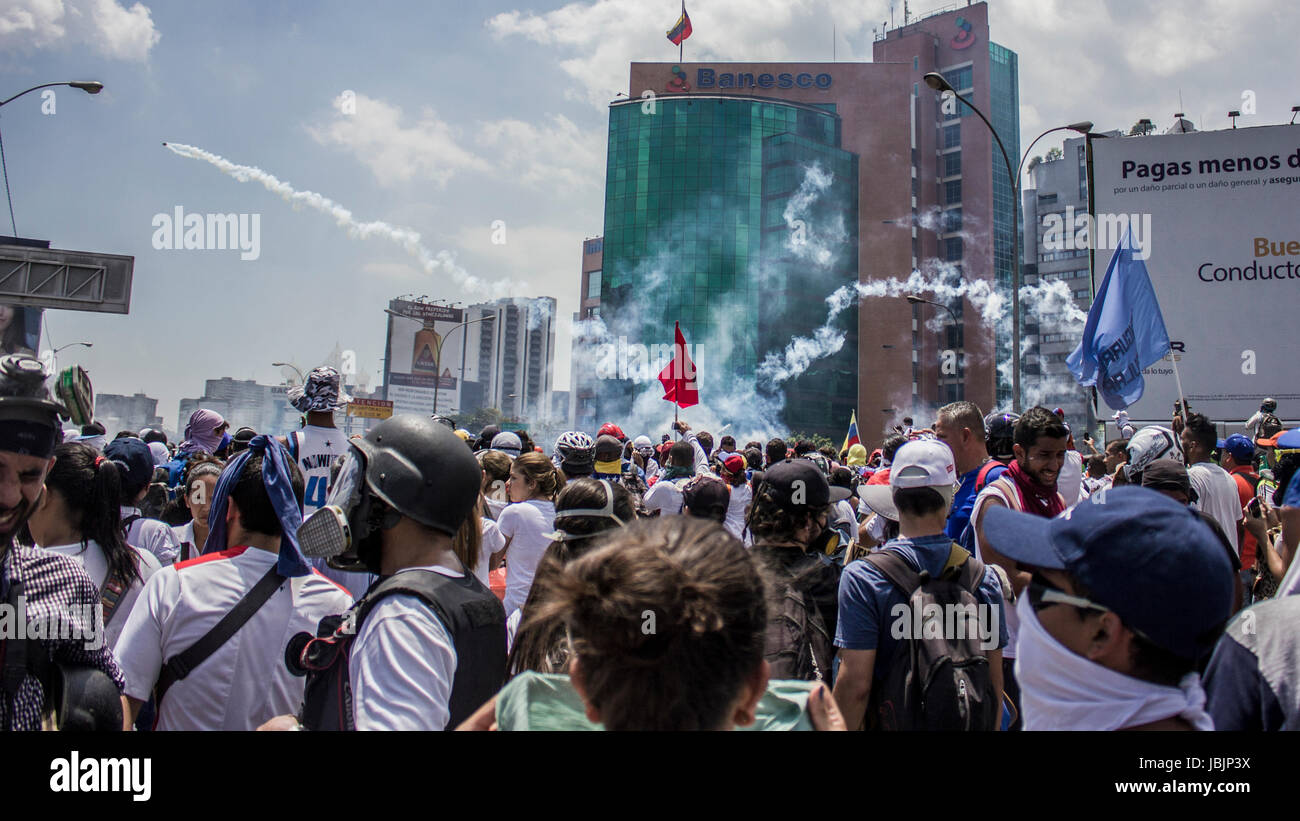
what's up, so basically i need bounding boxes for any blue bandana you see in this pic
[203,434,310,577]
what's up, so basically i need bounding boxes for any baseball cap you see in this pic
[984,486,1233,661]
[889,439,958,502]
[490,431,523,458]
[1275,429,1300,450]
[760,459,850,510]
[632,435,653,450]
[1219,433,1255,463]
[1139,458,1196,502]
[103,437,155,494]
[721,452,745,476]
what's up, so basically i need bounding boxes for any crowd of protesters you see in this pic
[4,354,1299,732]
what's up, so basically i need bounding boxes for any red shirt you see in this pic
[1229,465,1259,569]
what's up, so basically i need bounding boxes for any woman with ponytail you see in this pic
[497,452,560,616]
[27,442,162,648]
[508,478,633,676]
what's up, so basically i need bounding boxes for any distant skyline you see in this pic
[2,0,1294,429]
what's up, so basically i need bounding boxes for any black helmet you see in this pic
[984,411,1019,461]
[352,415,481,536]
[0,354,68,425]
[1262,398,1278,413]
[430,414,456,430]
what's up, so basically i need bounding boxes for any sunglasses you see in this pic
[1027,573,1109,615]
[1027,573,1163,647]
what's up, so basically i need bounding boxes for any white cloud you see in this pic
[309,92,606,195]
[487,0,887,109]
[0,0,159,61]
[307,92,491,188]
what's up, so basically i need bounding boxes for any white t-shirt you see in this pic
[496,499,556,616]
[723,483,752,539]
[351,563,462,732]
[289,425,347,517]
[350,564,461,731]
[1188,462,1242,557]
[1058,451,1084,506]
[115,545,353,730]
[121,506,182,566]
[971,479,1025,659]
[476,517,506,587]
[42,539,161,650]
[644,476,690,516]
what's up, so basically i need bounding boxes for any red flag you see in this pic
[658,321,699,408]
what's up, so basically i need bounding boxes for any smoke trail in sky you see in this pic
[162,141,520,299]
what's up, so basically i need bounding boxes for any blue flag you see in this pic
[1066,228,1171,410]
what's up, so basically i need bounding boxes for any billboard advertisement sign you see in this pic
[1092,124,1300,423]
[382,299,464,417]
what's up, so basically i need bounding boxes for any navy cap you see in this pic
[984,486,1232,661]
[760,459,851,510]
[103,436,155,494]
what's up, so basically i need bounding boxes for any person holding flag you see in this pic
[1066,227,1175,411]
[658,321,699,423]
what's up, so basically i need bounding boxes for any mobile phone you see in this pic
[1247,497,1261,518]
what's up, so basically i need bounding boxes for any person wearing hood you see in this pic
[490,431,523,460]
[179,409,228,455]
[984,487,1231,730]
[116,436,353,730]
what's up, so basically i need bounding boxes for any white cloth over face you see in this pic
[1013,595,1213,731]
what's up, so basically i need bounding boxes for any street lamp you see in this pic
[922,71,1093,412]
[52,341,92,355]
[907,295,960,401]
[0,81,104,109]
[272,361,305,384]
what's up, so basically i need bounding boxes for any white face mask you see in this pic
[1013,594,1213,731]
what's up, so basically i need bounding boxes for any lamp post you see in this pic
[0,81,103,109]
[272,362,305,384]
[907,295,959,402]
[384,310,496,415]
[921,72,1094,413]
[0,81,104,235]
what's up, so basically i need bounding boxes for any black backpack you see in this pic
[287,569,507,731]
[763,560,835,683]
[863,544,999,731]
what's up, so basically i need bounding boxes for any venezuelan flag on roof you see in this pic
[667,8,692,45]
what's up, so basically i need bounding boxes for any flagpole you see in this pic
[679,0,684,62]
[1169,350,1188,415]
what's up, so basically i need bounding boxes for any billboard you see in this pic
[1092,124,1300,423]
[382,299,464,417]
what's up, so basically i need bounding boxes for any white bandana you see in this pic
[1013,595,1213,731]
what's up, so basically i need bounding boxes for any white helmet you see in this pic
[1124,425,1183,480]
[632,435,653,451]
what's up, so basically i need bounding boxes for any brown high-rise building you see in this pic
[586,2,1018,438]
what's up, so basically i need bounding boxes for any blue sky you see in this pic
[1,0,1293,432]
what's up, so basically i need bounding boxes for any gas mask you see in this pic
[297,449,398,575]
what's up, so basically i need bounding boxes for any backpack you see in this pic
[763,561,835,683]
[862,543,999,731]
[974,459,1005,494]
[288,569,507,731]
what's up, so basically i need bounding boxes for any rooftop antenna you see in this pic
[832,24,836,61]
[904,0,911,25]
[890,1,895,28]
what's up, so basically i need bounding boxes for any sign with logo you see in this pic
[383,298,464,416]
[347,398,393,419]
[1092,124,1300,422]
[951,16,976,50]
[695,68,832,91]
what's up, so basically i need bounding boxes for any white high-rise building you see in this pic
[458,297,558,423]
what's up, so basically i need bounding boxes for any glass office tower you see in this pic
[599,95,858,435]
